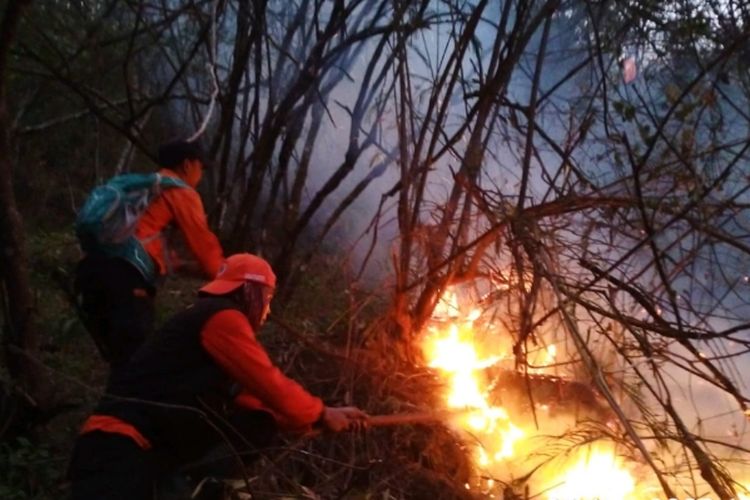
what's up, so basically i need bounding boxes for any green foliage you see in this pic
[612,100,636,122]
[25,228,105,396]
[156,273,204,323]
[27,229,84,343]
[0,437,62,500]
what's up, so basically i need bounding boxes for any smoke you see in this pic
[141,2,750,492]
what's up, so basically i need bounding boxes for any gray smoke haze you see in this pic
[158,1,750,493]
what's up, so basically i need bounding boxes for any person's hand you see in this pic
[319,406,369,432]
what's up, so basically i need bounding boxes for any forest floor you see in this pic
[1,228,474,500]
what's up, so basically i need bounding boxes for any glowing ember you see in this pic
[544,445,635,500]
[530,343,557,373]
[467,308,482,322]
[544,344,556,363]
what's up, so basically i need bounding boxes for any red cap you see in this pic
[199,253,276,295]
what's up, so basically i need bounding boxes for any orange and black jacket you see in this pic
[135,169,223,278]
[81,297,323,457]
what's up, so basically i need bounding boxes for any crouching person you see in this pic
[68,253,367,499]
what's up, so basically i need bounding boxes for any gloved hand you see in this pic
[319,406,369,432]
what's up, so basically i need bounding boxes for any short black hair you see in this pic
[157,140,206,169]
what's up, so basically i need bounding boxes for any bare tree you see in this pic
[369,0,750,497]
[0,0,51,416]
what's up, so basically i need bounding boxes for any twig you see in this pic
[270,315,353,361]
[188,0,220,142]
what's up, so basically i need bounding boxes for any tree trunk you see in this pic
[0,0,49,411]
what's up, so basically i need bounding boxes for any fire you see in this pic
[422,288,750,497]
[422,288,638,497]
[423,311,524,462]
[738,482,750,500]
[543,444,635,500]
[529,342,557,374]
[433,291,460,319]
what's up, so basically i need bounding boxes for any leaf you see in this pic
[637,124,652,142]
[621,56,637,83]
[665,83,681,104]
[612,100,636,121]
[623,103,636,122]
[701,89,717,107]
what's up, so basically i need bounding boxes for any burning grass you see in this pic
[239,318,476,499]
[233,272,646,499]
[417,289,645,499]
[225,268,651,499]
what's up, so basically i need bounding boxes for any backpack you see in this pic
[76,173,186,283]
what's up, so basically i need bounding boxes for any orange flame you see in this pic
[542,444,635,500]
[423,304,523,465]
[422,288,637,497]
[422,288,750,497]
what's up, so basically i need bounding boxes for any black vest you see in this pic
[96,297,245,460]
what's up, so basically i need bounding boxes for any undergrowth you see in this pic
[1,228,475,500]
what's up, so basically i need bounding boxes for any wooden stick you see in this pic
[366,409,468,427]
[305,408,471,438]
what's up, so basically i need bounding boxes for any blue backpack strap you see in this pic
[76,173,188,284]
[156,174,187,190]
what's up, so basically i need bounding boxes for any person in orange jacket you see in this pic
[135,140,223,279]
[75,140,224,367]
[67,253,367,499]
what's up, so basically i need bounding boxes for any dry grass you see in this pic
[240,257,476,499]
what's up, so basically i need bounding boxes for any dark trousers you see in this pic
[68,432,158,500]
[74,255,155,367]
[68,411,278,500]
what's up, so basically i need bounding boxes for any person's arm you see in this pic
[200,309,324,428]
[162,188,223,278]
[233,390,367,432]
[233,390,311,432]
